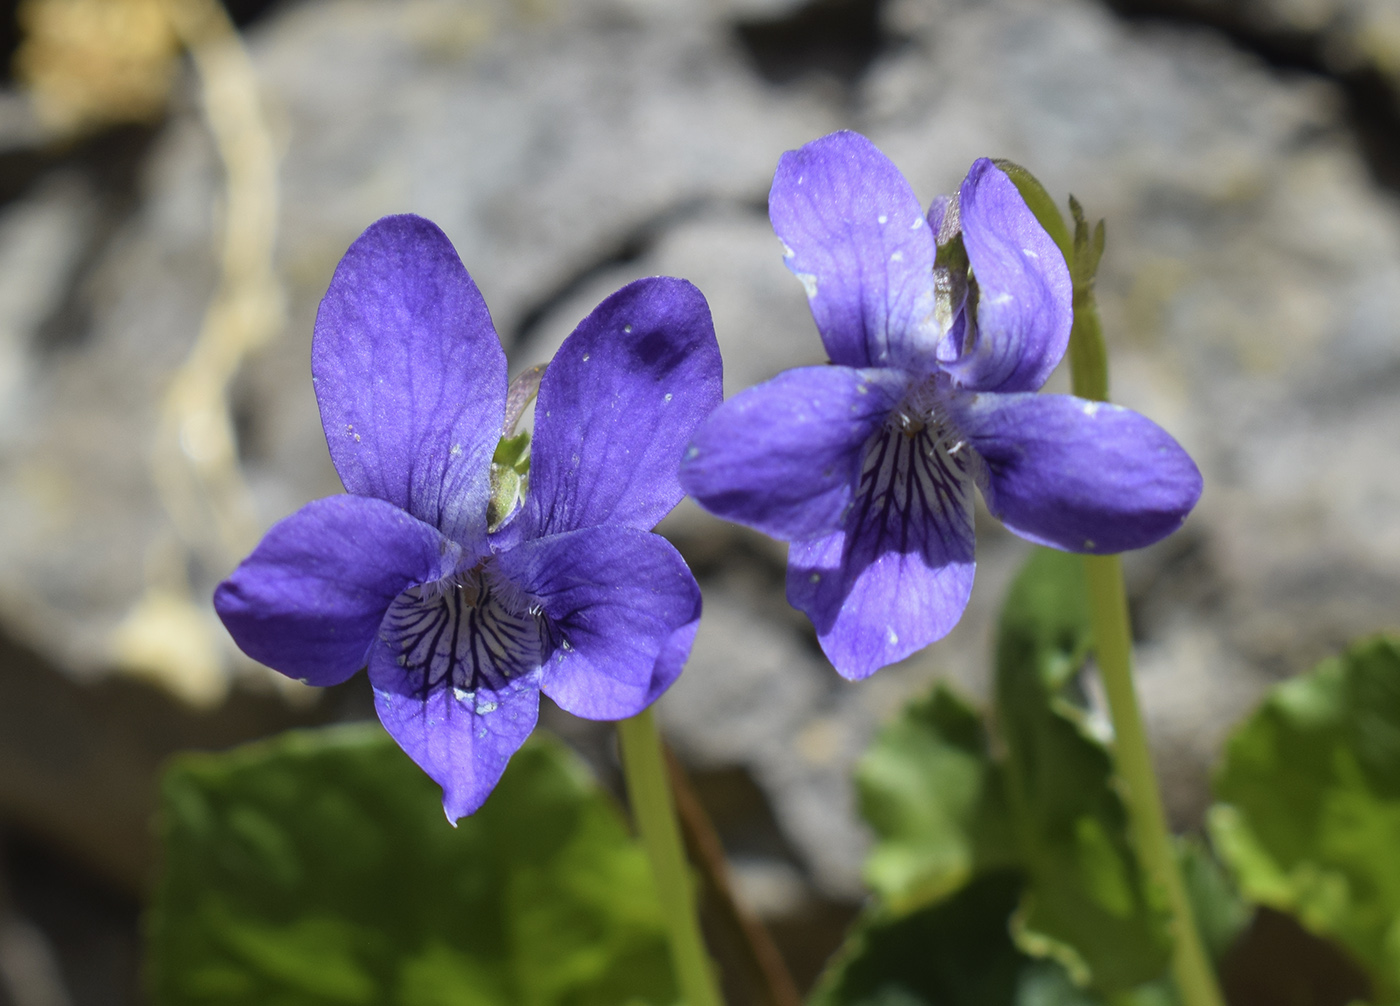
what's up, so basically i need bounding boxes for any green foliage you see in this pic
[808,872,1040,1006]
[147,724,675,1006]
[857,687,1017,913]
[808,873,1171,1006]
[996,550,1171,992]
[851,549,1169,998]
[1211,635,1400,1000]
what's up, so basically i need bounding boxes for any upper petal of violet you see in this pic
[520,277,722,539]
[942,159,1072,394]
[769,131,939,371]
[313,214,506,551]
[947,391,1202,553]
[214,495,460,687]
[495,524,702,721]
[679,364,906,542]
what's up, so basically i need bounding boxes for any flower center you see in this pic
[381,560,544,705]
[889,375,968,455]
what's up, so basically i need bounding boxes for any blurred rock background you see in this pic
[0,0,1397,1001]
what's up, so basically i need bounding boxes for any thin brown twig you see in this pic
[663,745,803,1006]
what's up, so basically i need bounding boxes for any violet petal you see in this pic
[496,525,702,721]
[313,214,505,550]
[367,572,546,821]
[680,365,906,541]
[522,277,722,538]
[943,159,1072,394]
[769,131,938,370]
[786,424,977,679]
[370,657,542,822]
[948,391,1203,553]
[214,495,459,687]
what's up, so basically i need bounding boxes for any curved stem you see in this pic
[618,709,724,1006]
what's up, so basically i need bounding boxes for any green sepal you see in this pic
[488,430,531,530]
[493,430,531,473]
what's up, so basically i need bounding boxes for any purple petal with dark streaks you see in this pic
[786,424,977,679]
[368,570,545,820]
[680,365,906,541]
[496,525,702,720]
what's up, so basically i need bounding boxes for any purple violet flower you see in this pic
[215,215,722,819]
[679,131,1202,680]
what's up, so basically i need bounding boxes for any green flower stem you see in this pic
[1083,555,1223,1006]
[1065,205,1224,1006]
[618,708,724,1006]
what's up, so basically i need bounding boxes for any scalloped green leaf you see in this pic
[147,724,674,1006]
[1211,634,1400,1001]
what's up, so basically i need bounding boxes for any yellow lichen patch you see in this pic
[14,0,180,136]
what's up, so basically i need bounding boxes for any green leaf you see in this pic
[1211,634,1400,1000]
[808,872,1166,1006]
[849,550,1169,996]
[1176,837,1249,964]
[995,548,1171,994]
[808,871,1035,1006]
[857,686,1017,913]
[147,725,675,1006]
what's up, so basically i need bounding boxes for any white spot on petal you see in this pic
[877,214,888,225]
[1083,539,1096,550]
[1023,248,1039,258]
[795,271,819,299]
[810,573,821,584]
[664,393,673,402]
[475,699,498,715]
[890,251,904,263]
[1082,400,1102,417]
[856,384,868,394]
[582,353,590,362]
[886,627,899,646]
[623,324,633,334]
[449,444,462,457]
[911,217,924,230]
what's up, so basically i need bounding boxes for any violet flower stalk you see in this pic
[215,214,721,819]
[680,131,1202,679]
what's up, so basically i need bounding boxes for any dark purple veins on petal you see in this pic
[380,569,544,701]
[848,420,974,568]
